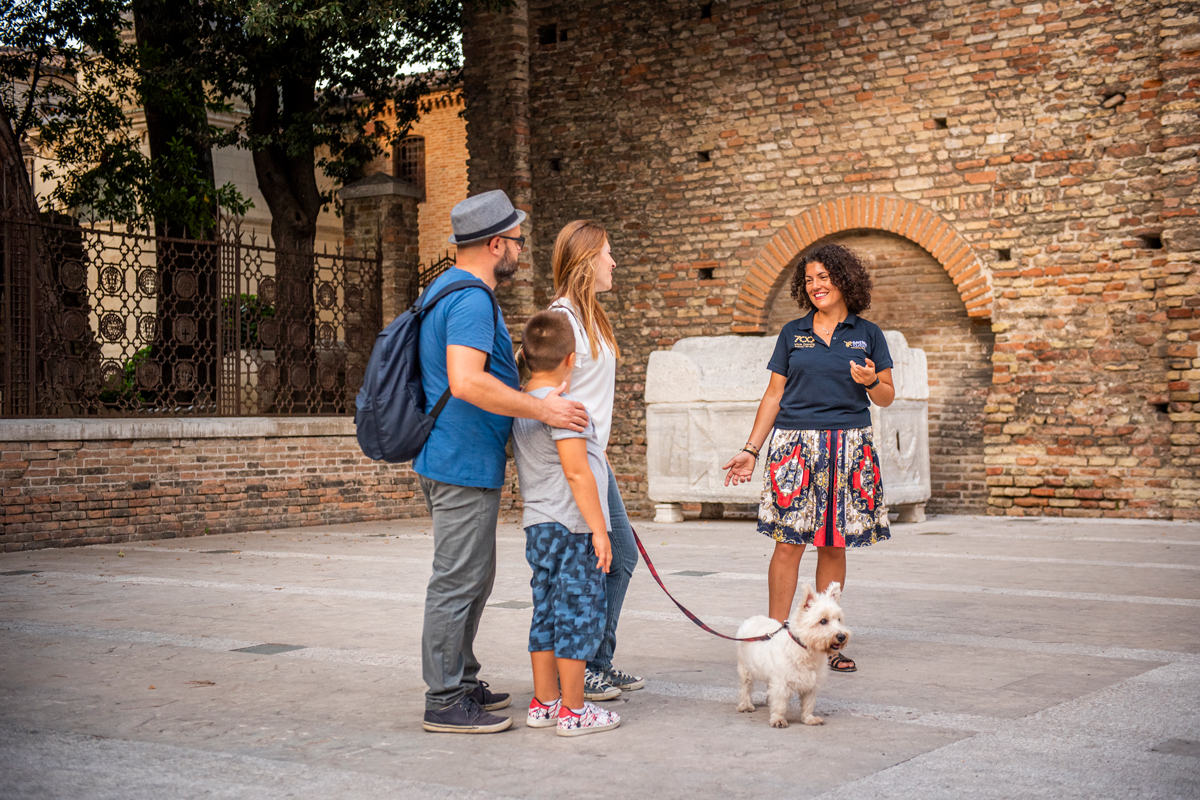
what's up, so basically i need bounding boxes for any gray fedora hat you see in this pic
[448,190,527,245]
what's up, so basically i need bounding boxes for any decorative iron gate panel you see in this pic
[0,212,381,418]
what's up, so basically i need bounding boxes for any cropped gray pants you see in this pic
[418,475,501,710]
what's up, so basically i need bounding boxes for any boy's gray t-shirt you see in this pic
[512,387,610,534]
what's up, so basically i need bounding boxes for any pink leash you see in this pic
[631,527,802,646]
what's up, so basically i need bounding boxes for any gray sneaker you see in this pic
[604,666,645,691]
[583,668,621,701]
[422,696,513,734]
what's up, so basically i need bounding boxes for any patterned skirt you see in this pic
[757,427,891,548]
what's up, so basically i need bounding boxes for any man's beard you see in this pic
[493,249,519,283]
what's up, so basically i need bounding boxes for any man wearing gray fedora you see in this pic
[415,190,589,733]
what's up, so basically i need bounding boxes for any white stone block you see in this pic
[654,503,685,523]
[870,398,931,508]
[646,401,764,504]
[883,330,929,400]
[645,337,775,404]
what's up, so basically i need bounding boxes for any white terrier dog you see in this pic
[735,582,851,728]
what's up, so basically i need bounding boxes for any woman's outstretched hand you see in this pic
[723,451,757,486]
[850,357,877,386]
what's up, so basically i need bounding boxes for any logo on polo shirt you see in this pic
[794,335,816,348]
[845,340,868,350]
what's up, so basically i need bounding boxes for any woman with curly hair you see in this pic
[723,242,895,673]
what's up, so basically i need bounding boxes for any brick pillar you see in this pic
[1157,9,1200,519]
[340,173,422,326]
[462,0,538,332]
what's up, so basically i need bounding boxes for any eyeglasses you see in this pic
[494,235,526,252]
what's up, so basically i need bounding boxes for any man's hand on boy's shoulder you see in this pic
[538,382,589,432]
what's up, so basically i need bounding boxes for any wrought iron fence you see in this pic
[0,210,381,418]
[410,251,455,301]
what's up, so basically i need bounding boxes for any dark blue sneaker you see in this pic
[422,696,512,734]
[468,679,511,711]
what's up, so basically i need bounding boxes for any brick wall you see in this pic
[362,90,469,273]
[462,0,540,330]
[0,418,528,552]
[0,420,428,551]
[460,0,1199,519]
[340,173,422,324]
[407,92,470,270]
[766,231,994,514]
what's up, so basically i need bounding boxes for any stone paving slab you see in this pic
[1,514,1198,799]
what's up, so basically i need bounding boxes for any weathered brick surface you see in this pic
[0,436,427,551]
[368,91,471,270]
[462,0,540,332]
[412,93,471,269]
[0,432,528,551]
[460,0,1200,519]
[341,176,421,324]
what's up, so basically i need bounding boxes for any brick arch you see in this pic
[732,196,993,333]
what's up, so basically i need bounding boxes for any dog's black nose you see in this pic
[836,633,846,643]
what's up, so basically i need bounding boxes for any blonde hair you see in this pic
[551,220,621,359]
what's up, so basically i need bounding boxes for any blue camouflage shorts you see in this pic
[525,522,607,661]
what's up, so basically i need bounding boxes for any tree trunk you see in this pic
[132,0,218,412]
[249,78,322,412]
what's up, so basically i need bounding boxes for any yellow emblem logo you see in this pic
[794,335,816,348]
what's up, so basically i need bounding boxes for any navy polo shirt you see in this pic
[767,312,894,431]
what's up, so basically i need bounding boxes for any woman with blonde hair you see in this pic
[547,219,642,702]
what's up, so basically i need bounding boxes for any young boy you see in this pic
[511,311,620,737]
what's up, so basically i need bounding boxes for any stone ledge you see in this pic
[0,417,357,442]
[339,173,423,200]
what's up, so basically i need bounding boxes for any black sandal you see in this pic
[828,652,857,673]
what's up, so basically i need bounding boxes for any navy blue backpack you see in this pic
[354,280,499,463]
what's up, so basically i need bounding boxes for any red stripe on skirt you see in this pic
[815,430,848,548]
[831,430,845,547]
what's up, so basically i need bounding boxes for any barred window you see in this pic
[394,136,426,201]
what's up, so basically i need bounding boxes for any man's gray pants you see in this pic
[419,475,501,711]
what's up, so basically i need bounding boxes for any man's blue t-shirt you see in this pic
[413,268,520,489]
[767,312,894,431]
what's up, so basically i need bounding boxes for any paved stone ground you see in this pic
[1,513,1198,799]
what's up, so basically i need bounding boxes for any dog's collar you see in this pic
[771,621,807,649]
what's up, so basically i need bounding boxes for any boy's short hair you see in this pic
[522,311,576,373]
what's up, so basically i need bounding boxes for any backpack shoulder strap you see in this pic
[417,279,499,320]
[417,279,502,421]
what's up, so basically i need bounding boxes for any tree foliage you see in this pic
[2,0,486,249]
[0,0,250,232]
[218,0,466,186]
[198,0,469,252]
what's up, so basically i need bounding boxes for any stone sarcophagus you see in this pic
[645,332,931,523]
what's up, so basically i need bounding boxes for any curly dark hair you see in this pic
[789,243,873,315]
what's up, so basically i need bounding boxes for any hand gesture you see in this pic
[593,530,612,573]
[850,357,877,386]
[722,450,757,486]
[541,382,589,431]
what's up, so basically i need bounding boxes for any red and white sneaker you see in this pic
[556,702,620,737]
[526,696,561,728]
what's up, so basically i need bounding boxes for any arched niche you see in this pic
[733,196,993,333]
